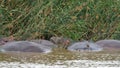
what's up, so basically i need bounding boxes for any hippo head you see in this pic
[50,36,71,48]
[0,38,10,45]
[0,36,14,46]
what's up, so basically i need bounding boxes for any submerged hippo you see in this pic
[67,41,103,52]
[0,41,52,53]
[95,40,120,51]
[30,39,57,48]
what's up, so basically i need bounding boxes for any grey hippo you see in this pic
[0,41,52,53]
[30,39,57,48]
[67,41,103,52]
[95,40,120,51]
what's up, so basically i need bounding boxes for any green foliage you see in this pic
[0,0,120,41]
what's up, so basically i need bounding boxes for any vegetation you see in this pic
[0,0,120,41]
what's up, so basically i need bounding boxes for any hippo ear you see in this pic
[50,36,62,44]
[50,37,56,44]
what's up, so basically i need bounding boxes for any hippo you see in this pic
[50,36,72,49]
[0,39,6,46]
[30,39,57,48]
[0,36,14,46]
[67,41,103,52]
[0,41,52,53]
[95,40,120,51]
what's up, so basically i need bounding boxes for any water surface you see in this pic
[0,48,120,68]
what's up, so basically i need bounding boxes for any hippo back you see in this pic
[30,39,57,48]
[0,41,52,53]
[95,40,120,50]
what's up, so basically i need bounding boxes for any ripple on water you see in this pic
[0,49,120,68]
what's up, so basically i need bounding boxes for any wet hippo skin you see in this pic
[0,41,52,53]
[30,39,57,48]
[67,41,103,52]
[95,40,120,51]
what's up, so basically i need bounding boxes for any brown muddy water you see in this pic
[0,48,120,68]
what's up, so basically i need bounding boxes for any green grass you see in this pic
[0,0,120,41]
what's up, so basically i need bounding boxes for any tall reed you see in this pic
[0,0,120,41]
